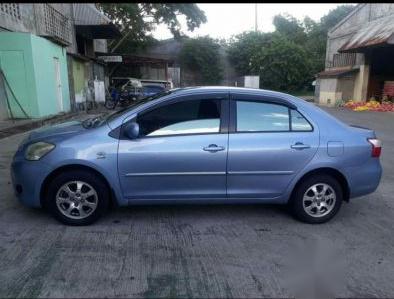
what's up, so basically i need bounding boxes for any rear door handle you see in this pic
[203,144,225,152]
[291,142,311,150]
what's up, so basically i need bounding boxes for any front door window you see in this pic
[137,99,221,137]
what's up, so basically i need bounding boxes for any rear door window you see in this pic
[236,101,290,132]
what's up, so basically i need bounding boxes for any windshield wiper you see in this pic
[82,116,104,129]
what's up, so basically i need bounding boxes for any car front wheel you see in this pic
[45,170,110,225]
[290,174,343,224]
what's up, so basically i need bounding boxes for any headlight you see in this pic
[25,142,55,161]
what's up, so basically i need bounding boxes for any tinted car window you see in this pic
[236,101,289,132]
[291,110,312,131]
[138,99,221,137]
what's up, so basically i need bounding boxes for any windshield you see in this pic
[105,90,174,123]
[81,90,175,129]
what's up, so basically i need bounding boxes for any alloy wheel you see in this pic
[302,183,336,218]
[55,181,98,220]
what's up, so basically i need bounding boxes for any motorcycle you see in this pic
[104,87,131,109]
[105,84,143,110]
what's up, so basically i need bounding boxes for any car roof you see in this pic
[169,86,291,97]
[168,86,298,100]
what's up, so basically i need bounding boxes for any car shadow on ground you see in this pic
[12,202,292,226]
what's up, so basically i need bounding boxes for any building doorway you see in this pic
[367,46,394,100]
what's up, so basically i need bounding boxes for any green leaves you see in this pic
[248,33,312,91]
[227,5,355,93]
[179,36,223,85]
[99,4,207,52]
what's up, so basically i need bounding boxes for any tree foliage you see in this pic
[273,14,307,44]
[227,31,272,76]
[250,34,312,91]
[303,5,355,74]
[227,5,355,92]
[99,3,207,52]
[179,36,223,85]
[320,4,355,29]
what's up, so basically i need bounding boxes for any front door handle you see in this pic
[203,144,225,152]
[291,142,311,150]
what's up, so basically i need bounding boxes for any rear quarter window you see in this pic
[291,110,313,131]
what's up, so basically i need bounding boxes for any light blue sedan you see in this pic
[11,87,382,225]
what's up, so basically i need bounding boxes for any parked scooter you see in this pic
[105,78,143,109]
[105,86,133,109]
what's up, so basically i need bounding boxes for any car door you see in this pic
[227,93,319,199]
[118,93,229,200]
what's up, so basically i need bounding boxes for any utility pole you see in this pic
[255,3,258,31]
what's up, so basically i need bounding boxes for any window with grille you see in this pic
[42,4,70,44]
[332,53,356,67]
[0,3,21,20]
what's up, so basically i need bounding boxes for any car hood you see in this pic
[27,120,86,142]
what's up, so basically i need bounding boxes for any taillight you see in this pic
[368,138,382,157]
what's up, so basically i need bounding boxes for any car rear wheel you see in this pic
[290,174,343,224]
[45,170,110,225]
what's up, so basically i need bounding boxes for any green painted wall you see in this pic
[71,58,86,103]
[0,33,39,118]
[0,32,70,119]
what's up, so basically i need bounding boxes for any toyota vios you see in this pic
[11,87,382,225]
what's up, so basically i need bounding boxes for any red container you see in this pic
[383,81,394,97]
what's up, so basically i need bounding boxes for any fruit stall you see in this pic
[343,100,394,112]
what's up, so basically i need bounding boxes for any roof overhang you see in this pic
[67,52,91,62]
[339,15,394,53]
[41,35,71,47]
[67,53,107,66]
[75,23,121,40]
[120,55,172,64]
[317,67,359,78]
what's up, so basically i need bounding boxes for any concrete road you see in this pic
[0,108,393,298]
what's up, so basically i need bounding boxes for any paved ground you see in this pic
[0,108,393,298]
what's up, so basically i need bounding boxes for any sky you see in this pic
[152,3,346,40]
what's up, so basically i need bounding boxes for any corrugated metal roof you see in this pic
[73,4,110,26]
[339,15,394,52]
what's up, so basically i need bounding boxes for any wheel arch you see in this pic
[40,164,118,208]
[290,167,350,202]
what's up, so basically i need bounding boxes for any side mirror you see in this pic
[124,122,140,139]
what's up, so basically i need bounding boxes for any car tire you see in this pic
[45,170,110,226]
[290,174,343,224]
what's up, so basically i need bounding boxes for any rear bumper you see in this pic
[344,159,382,199]
[11,157,52,208]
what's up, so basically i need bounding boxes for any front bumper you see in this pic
[11,155,53,208]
